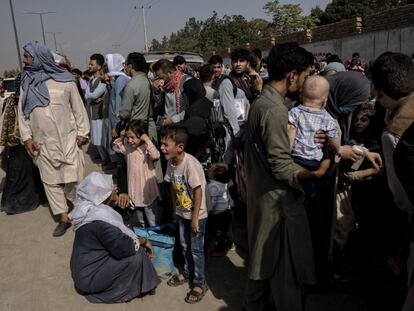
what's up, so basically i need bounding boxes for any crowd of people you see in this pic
[0,39,414,310]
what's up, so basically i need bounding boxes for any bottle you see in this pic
[351,144,365,170]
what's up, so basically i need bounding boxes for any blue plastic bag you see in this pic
[133,224,176,278]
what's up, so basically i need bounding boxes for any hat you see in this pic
[323,62,346,73]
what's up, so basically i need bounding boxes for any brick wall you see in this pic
[312,19,358,42]
[276,30,308,44]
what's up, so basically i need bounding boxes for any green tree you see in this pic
[161,36,168,49]
[3,69,20,78]
[314,0,414,25]
[248,18,274,40]
[310,5,327,25]
[263,0,319,34]
[222,14,251,46]
[151,38,162,51]
[149,11,275,54]
[198,11,227,53]
[166,17,203,52]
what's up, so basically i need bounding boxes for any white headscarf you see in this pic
[106,53,128,78]
[69,172,137,240]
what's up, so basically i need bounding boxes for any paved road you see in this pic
[0,145,403,311]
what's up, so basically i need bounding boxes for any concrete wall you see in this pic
[302,26,414,62]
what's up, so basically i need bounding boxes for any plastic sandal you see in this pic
[167,274,188,287]
[184,283,209,304]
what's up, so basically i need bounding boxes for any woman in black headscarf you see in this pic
[0,75,44,214]
[325,71,371,144]
[179,78,213,161]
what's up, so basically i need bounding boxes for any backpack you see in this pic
[207,76,238,163]
[212,75,238,98]
[211,76,238,124]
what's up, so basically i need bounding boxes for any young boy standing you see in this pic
[161,126,209,304]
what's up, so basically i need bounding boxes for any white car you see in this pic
[143,51,205,68]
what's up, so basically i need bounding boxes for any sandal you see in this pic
[184,283,209,304]
[167,274,188,287]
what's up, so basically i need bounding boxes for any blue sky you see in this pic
[0,0,329,73]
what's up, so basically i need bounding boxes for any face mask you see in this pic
[259,72,269,79]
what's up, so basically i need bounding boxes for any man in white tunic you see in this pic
[18,41,90,237]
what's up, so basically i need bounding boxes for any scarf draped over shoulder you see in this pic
[68,172,137,240]
[21,41,73,119]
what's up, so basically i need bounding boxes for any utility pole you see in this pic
[9,0,22,71]
[25,11,56,46]
[141,6,151,52]
[47,31,62,51]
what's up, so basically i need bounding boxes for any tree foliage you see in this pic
[263,0,319,35]
[150,12,274,54]
[3,69,20,78]
[313,0,414,25]
[149,0,413,53]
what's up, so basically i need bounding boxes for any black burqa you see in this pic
[71,221,160,303]
[180,78,213,161]
[1,76,44,214]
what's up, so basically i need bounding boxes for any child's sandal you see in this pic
[167,274,188,287]
[184,283,209,304]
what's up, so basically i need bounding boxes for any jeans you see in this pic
[293,156,321,199]
[136,199,161,227]
[292,155,321,170]
[178,217,207,285]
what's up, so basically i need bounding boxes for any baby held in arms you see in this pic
[288,75,340,178]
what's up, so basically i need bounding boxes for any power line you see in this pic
[117,10,135,44]
[24,11,56,46]
[118,12,141,46]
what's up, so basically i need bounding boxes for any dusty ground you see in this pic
[0,145,405,311]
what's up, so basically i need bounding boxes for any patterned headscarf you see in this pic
[21,41,73,119]
[163,70,184,113]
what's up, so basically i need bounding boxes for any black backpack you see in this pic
[212,75,238,97]
[207,76,238,163]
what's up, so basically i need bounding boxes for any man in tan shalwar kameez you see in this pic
[18,41,89,237]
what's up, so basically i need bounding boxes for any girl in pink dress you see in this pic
[113,120,161,227]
